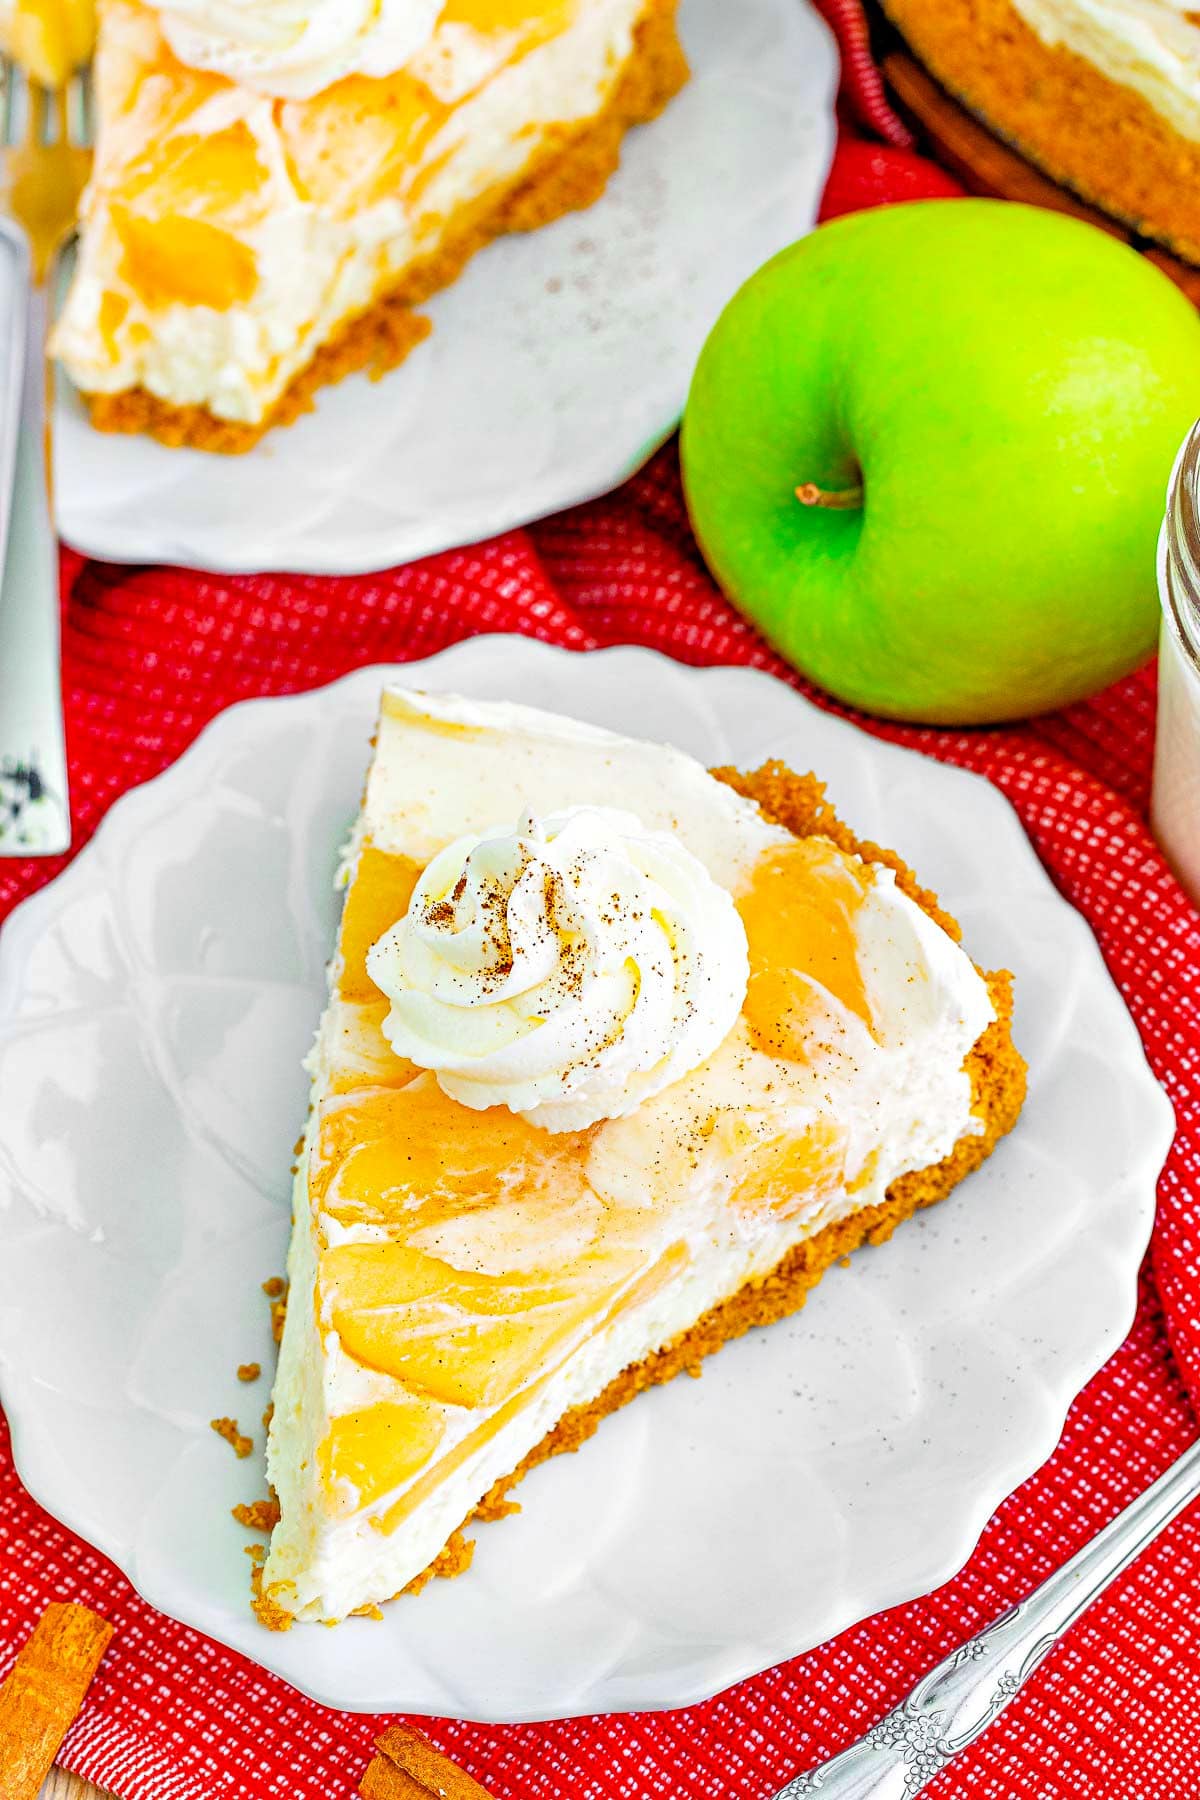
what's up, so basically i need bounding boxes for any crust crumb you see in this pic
[237,1362,261,1383]
[250,1561,295,1634]
[233,1497,282,1533]
[211,1417,253,1459]
[262,1279,289,1344]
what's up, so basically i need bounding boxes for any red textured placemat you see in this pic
[2,6,1199,1797]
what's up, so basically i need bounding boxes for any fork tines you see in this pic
[0,56,94,151]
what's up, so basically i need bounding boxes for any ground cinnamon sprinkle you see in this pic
[360,1725,496,1800]
[236,1362,261,1383]
[211,1417,253,1460]
[0,1602,114,1800]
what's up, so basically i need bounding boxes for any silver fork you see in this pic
[772,1435,1200,1797]
[0,59,92,857]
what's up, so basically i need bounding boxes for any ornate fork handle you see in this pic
[774,1437,1200,1799]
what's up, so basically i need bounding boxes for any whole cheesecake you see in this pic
[256,687,1025,1627]
[880,0,1200,262]
[50,0,687,451]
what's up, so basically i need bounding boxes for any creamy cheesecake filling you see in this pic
[262,691,996,1623]
[1010,0,1200,141]
[51,0,650,424]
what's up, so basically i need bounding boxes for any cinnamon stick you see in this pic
[0,1602,114,1800]
[360,1724,496,1800]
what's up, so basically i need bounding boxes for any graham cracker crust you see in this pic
[880,0,1200,262]
[84,1,688,454]
[251,760,1025,1627]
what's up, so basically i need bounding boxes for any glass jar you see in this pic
[1152,420,1200,906]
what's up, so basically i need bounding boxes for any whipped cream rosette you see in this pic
[367,805,750,1131]
[155,0,443,98]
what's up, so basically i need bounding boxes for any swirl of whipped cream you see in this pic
[155,0,443,100]
[366,806,750,1132]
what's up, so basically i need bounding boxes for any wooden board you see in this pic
[882,50,1200,308]
[39,1773,113,1800]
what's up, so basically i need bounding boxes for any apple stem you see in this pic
[795,481,864,512]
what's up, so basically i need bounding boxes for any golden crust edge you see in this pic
[880,0,1200,262]
[81,0,688,454]
[254,758,1027,1628]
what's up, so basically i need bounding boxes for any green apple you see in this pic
[681,199,1200,724]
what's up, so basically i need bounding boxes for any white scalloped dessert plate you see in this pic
[0,641,1173,1720]
[52,0,836,576]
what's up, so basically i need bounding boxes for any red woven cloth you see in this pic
[3,7,1200,1797]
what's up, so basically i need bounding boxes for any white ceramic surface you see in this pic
[0,641,1174,1721]
[51,0,837,576]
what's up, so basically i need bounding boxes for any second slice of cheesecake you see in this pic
[52,0,687,450]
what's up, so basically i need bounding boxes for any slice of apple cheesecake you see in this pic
[50,0,687,450]
[256,686,1025,1626]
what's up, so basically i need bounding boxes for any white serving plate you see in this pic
[52,0,837,576]
[0,640,1173,1721]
